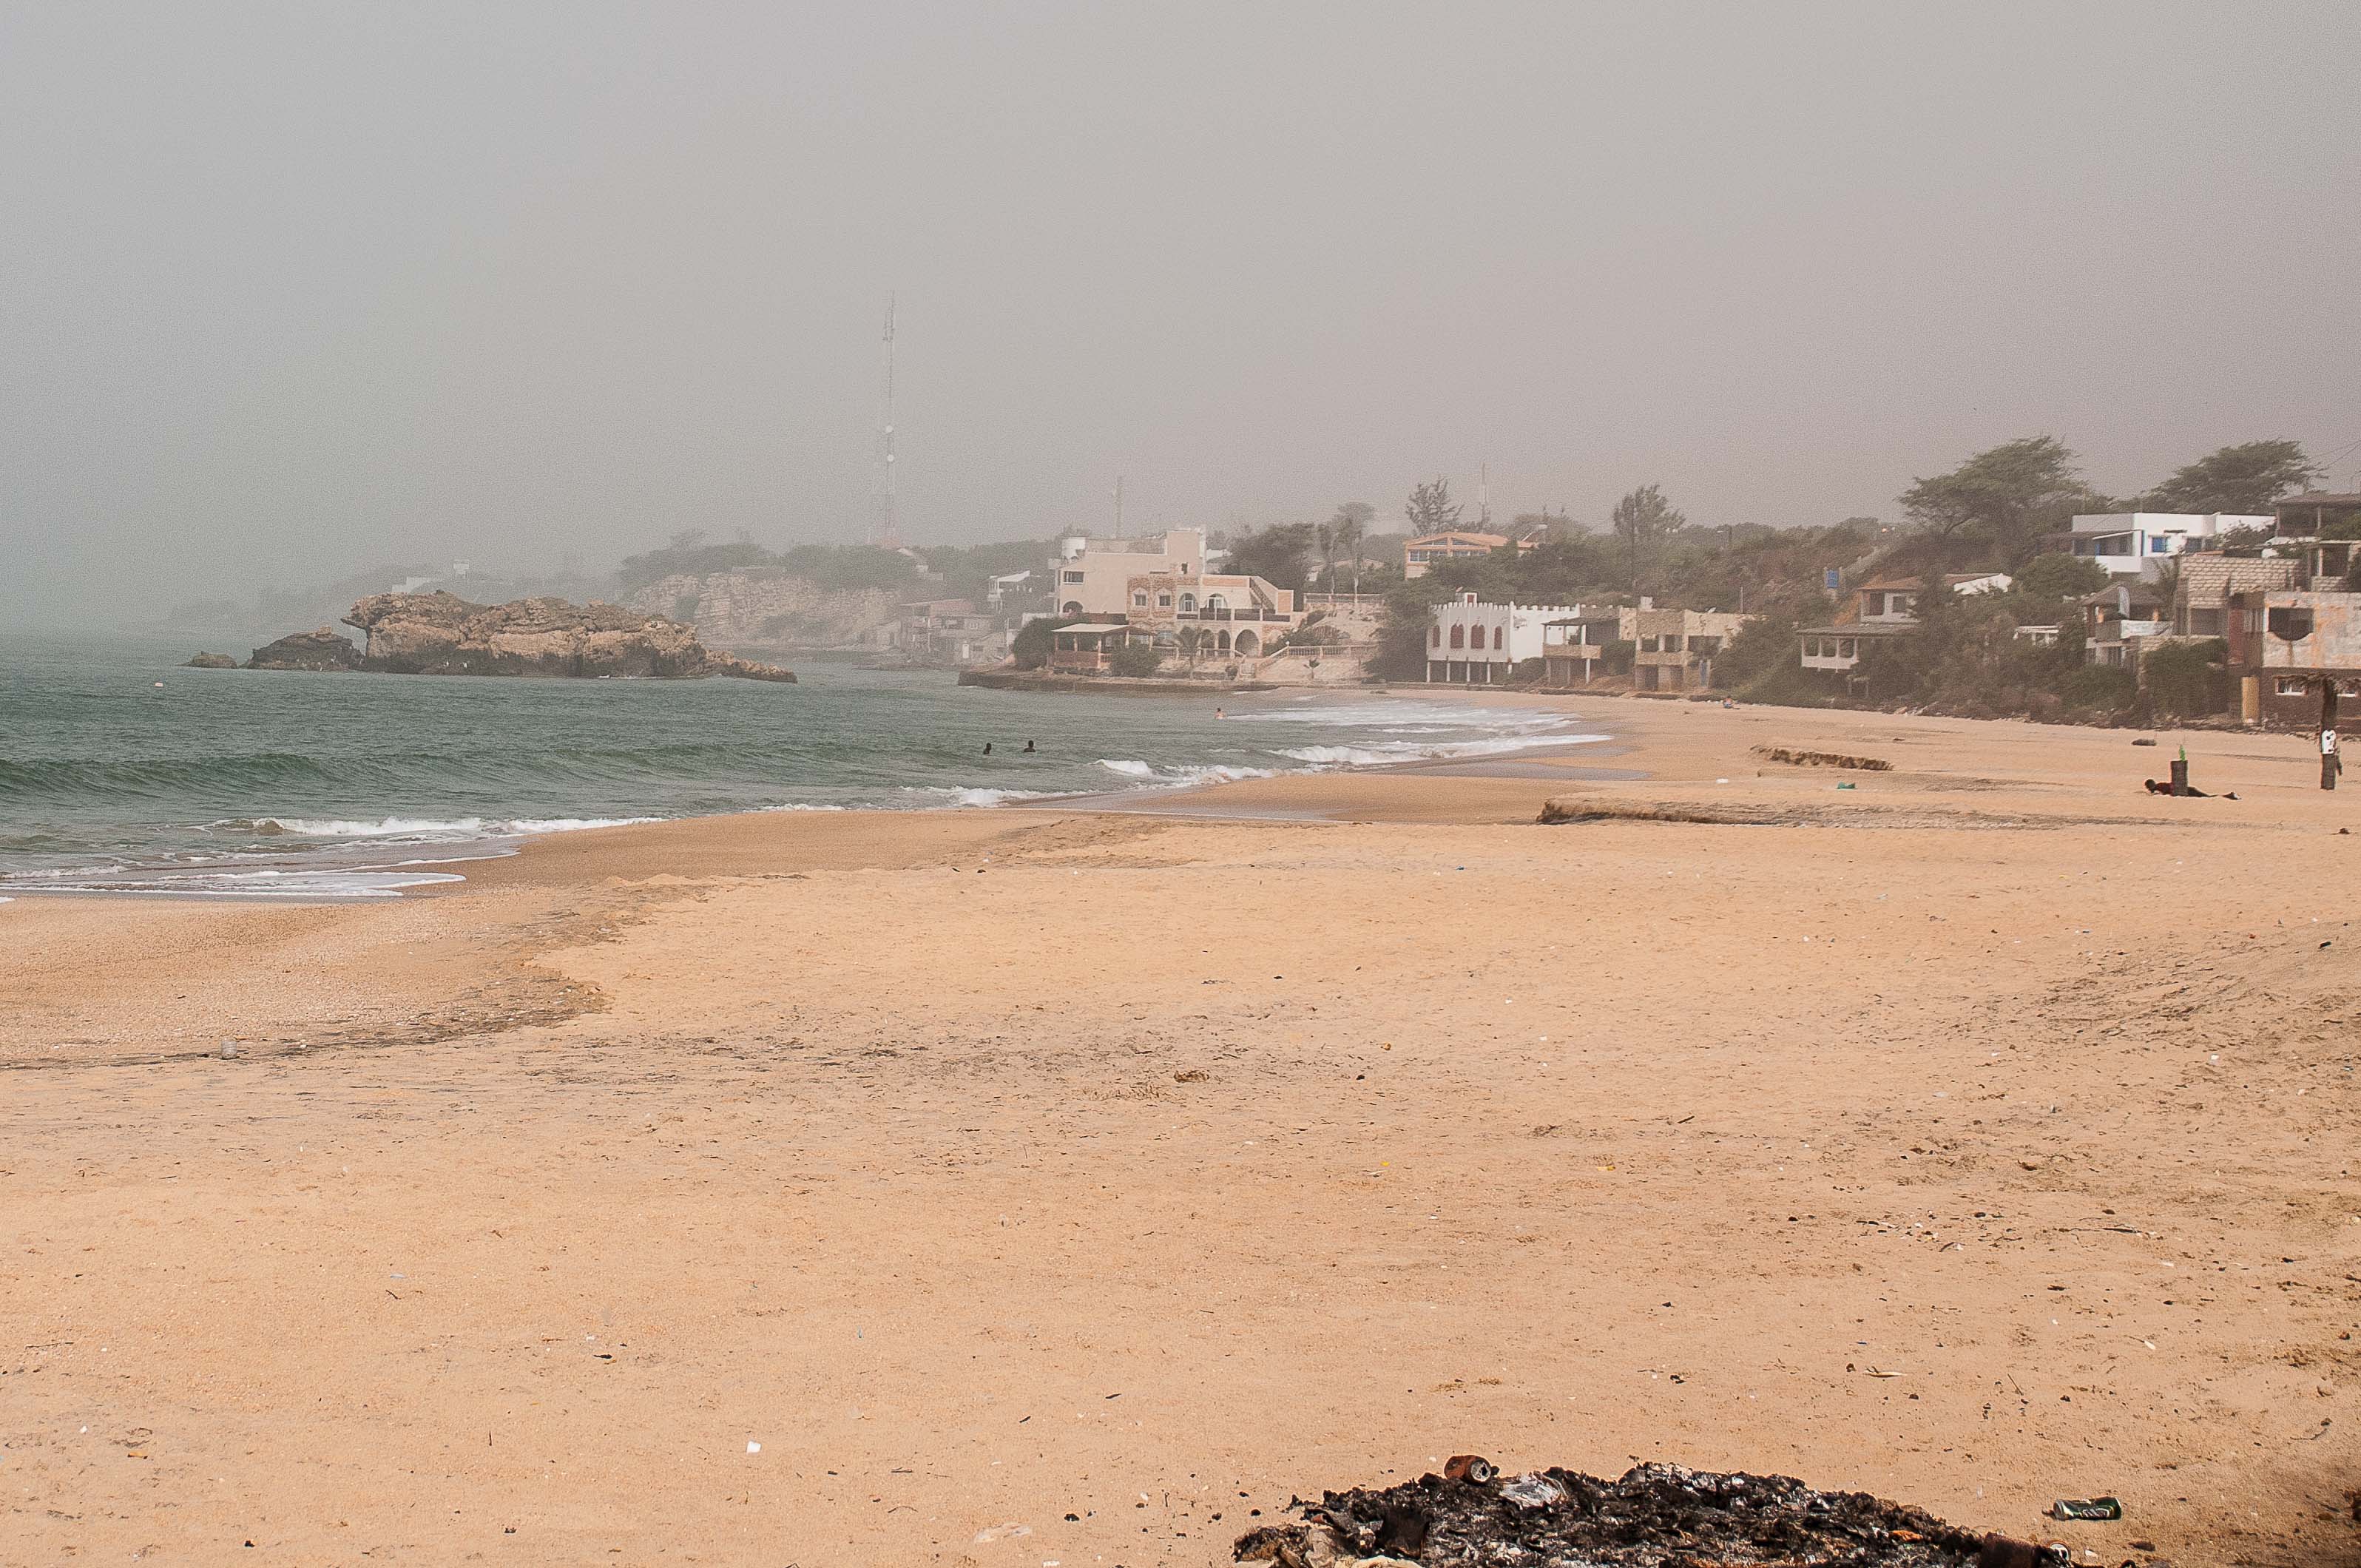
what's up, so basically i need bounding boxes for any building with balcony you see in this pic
[1403,531,1537,579]
[2065,513,2270,576]
[1120,568,1299,662]
[1540,609,1630,687]
[1050,528,1209,617]
[2215,541,2361,725]
[1631,605,1749,692]
[2272,493,2361,538]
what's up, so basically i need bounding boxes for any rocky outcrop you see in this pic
[246,629,362,671]
[328,592,794,680]
[183,652,239,669]
[623,572,901,649]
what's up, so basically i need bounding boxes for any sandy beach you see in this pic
[4,695,2357,1566]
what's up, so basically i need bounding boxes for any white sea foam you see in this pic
[1274,731,1609,767]
[229,814,658,839]
[905,785,1060,809]
[1,866,466,899]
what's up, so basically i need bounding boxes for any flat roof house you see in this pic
[1403,531,1536,580]
[2066,513,2269,577]
[1425,595,1581,684]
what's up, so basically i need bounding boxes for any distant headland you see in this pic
[192,592,796,681]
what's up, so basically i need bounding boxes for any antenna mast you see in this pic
[869,294,900,549]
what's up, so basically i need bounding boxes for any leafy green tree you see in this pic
[1899,436,2096,568]
[2010,552,2109,602]
[2146,441,2320,515]
[1404,478,1462,535]
[1011,615,1077,670]
[1610,484,1686,592]
[1223,522,1317,589]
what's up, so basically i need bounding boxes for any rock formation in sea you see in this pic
[245,628,364,671]
[235,594,796,680]
[183,652,240,669]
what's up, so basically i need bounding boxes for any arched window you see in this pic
[1217,630,1232,652]
[1492,626,1504,650]
[1062,601,1083,616]
[1205,593,1228,613]
[1448,625,1465,649]
[1429,625,1441,647]
[1178,593,1197,613]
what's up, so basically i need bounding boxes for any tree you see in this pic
[2146,441,2320,515]
[1224,522,1317,589]
[1404,478,1462,535]
[2010,552,2109,602]
[1899,436,2092,567]
[1328,502,1375,594]
[1010,615,1076,670]
[1610,484,1686,592]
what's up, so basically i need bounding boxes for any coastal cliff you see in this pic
[223,594,795,680]
[622,572,900,649]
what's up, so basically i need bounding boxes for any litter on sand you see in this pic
[1234,1459,2070,1567]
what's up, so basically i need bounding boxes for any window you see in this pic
[1665,635,1684,652]
[2343,680,2361,698]
[1840,639,1856,659]
[1158,593,1172,607]
[1639,635,1660,652]
[1430,625,1441,647]
[1449,625,1465,649]
[1492,626,1504,650]
[1062,570,1085,584]
[2149,537,2170,553]
[1132,591,1148,607]
[2277,677,2309,697]
[2189,608,2223,635]
[1178,593,1196,613]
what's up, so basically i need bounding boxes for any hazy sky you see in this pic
[5,1,2358,624]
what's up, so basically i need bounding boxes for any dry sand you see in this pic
[4,696,2358,1566]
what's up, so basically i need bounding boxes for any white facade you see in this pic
[2069,513,2270,577]
[1425,595,1581,682]
[1052,528,1209,617]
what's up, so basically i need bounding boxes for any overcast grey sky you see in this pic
[4,1,2357,624]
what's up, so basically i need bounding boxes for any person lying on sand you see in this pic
[2144,777,2237,800]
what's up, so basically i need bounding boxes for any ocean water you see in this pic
[0,632,1607,898]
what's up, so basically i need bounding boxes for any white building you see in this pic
[2067,513,2270,578]
[1425,594,1581,683]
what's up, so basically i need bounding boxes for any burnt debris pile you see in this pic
[1236,1460,2057,1567]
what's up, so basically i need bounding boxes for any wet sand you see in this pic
[4,697,2357,1565]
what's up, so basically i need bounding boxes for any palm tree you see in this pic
[1330,501,1374,597]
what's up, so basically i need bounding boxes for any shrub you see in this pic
[2144,638,2228,718]
[1109,641,1163,678]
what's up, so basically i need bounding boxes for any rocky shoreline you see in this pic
[193,592,795,681]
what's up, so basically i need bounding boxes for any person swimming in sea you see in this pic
[1022,740,1035,754]
[982,742,993,755]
